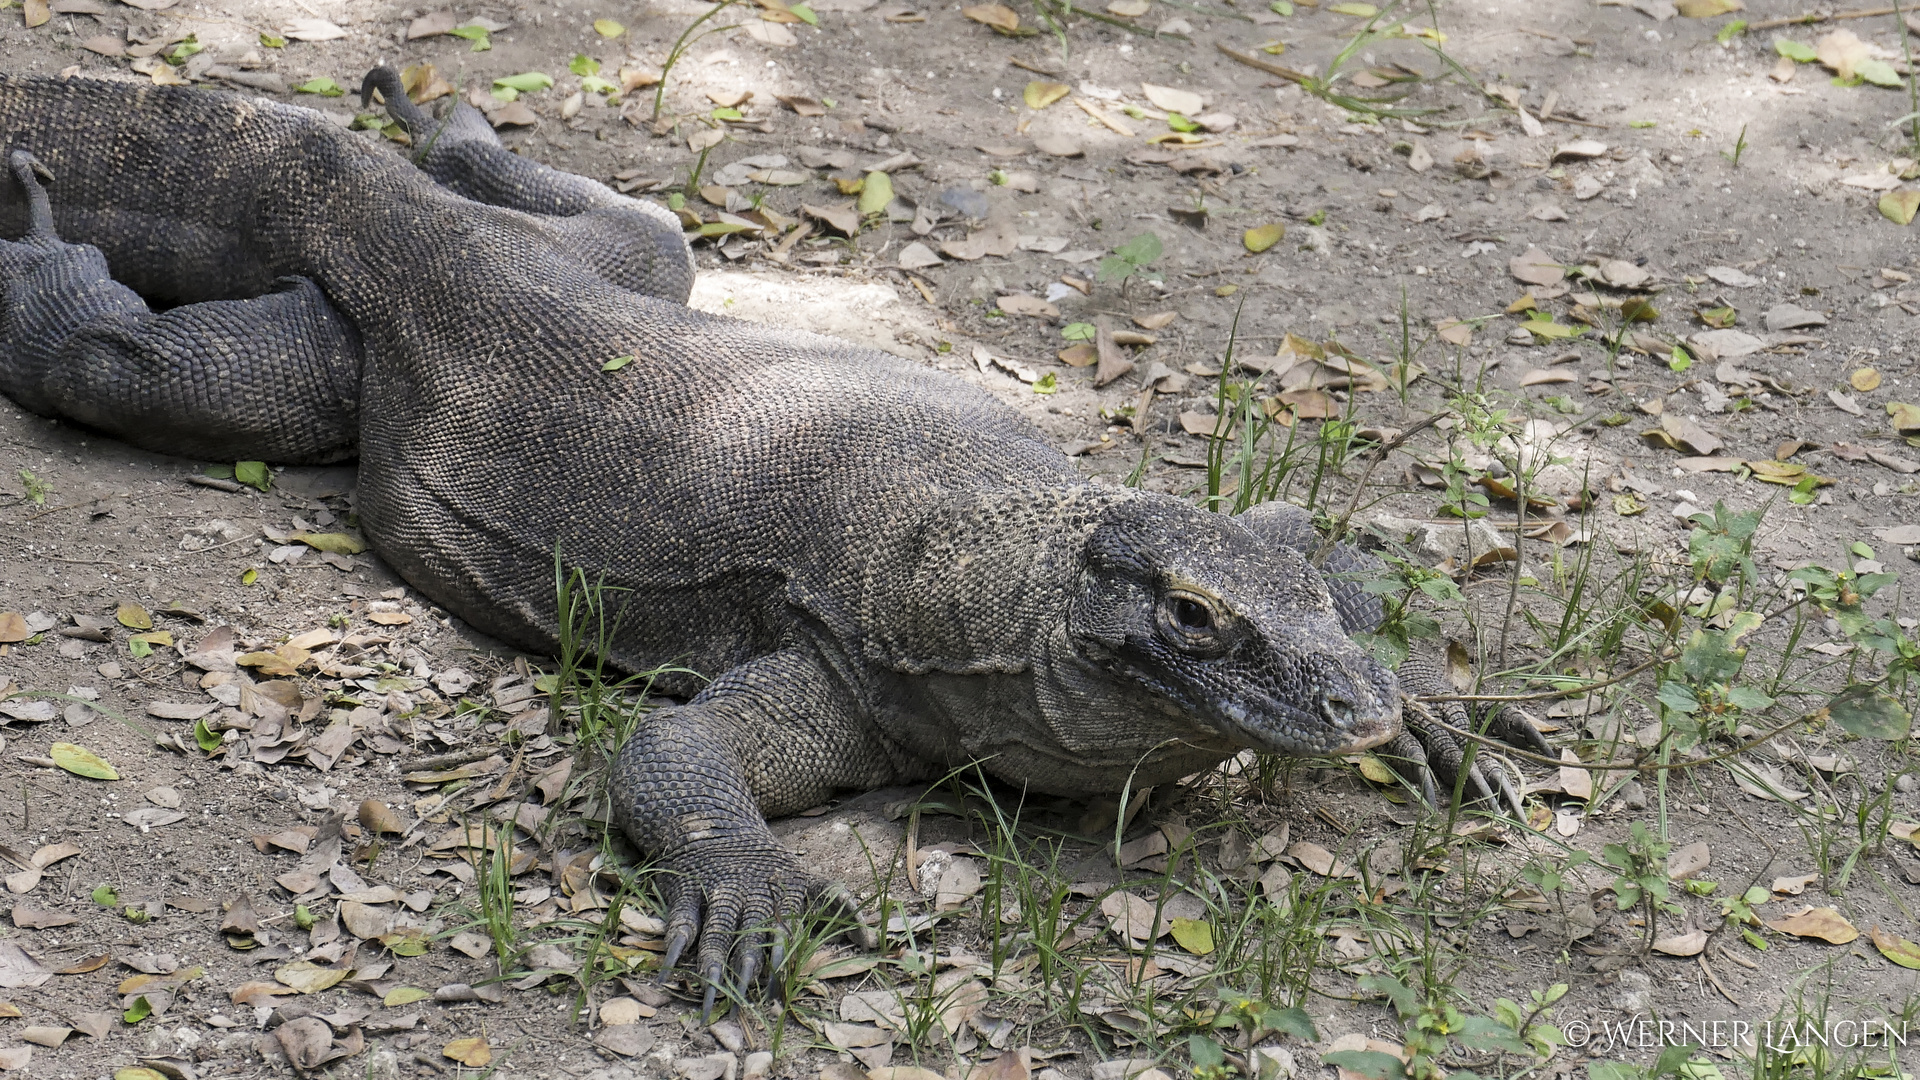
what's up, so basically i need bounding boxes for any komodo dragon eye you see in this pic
[1155,589,1229,654]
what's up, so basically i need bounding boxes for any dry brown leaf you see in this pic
[1764,906,1858,944]
[1287,841,1354,878]
[1665,841,1710,881]
[1100,891,1159,940]
[1509,246,1564,287]
[1651,928,1708,956]
[1771,873,1818,895]
[961,3,1020,31]
[1558,749,1592,800]
[443,1037,492,1068]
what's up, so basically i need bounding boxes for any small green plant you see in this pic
[16,468,48,506]
[1096,233,1164,298]
[1596,821,1683,946]
[1723,123,1749,166]
[654,0,745,120]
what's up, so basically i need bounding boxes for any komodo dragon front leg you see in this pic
[0,151,360,464]
[1234,501,1552,811]
[609,648,905,1012]
[358,67,694,304]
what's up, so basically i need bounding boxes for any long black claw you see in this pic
[736,941,762,992]
[699,963,721,1022]
[767,928,788,989]
[662,927,692,972]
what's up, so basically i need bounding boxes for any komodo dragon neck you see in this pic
[858,481,1242,796]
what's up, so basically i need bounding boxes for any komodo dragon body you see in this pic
[0,72,1546,994]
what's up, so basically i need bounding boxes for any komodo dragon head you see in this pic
[1058,498,1401,760]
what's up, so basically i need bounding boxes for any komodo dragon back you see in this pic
[0,70,1552,1010]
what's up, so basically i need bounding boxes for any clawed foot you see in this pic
[1377,647,1554,818]
[656,846,871,1017]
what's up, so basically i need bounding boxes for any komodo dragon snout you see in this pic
[1068,500,1401,757]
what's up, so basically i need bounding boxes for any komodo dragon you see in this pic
[0,70,1550,1001]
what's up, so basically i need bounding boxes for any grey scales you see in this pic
[0,69,1550,1002]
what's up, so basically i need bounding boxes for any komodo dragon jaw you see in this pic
[1067,499,1401,757]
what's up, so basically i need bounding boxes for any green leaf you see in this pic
[1243,222,1285,253]
[1826,685,1911,739]
[449,24,491,49]
[1882,190,1920,225]
[293,78,344,98]
[1269,0,1292,12]
[259,33,286,47]
[569,53,600,77]
[1726,685,1775,712]
[1032,372,1058,394]
[494,71,554,94]
[384,986,433,1006]
[235,460,271,491]
[593,17,624,36]
[128,637,152,659]
[239,567,258,586]
[192,718,221,753]
[602,355,635,372]
[1774,38,1816,62]
[53,742,119,781]
[1169,916,1215,954]
[1167,111,1200,132]
[1874,927,1920,969]
[1323,1050,1408,1080]
[1188,1034,1225,1069]
[789,2,818,24]
[1657,680,1701,716]
[91,884,120,906]
[1456,1015,1531,1055]
[1061,322,1096,340]
[1629,119,1658,128]
[123,995,152,1024]
[1668,345,1693,372]
[165,36,202,63]
[1653,1045,1701,1080]
[857,171,894,216]
[1115,232,1162,266]
[581,75,618,94]
[1859,59,1902,87]
[711,106,743,120]
[1327,1,1378,14]
[1714,19,1746,43]
[1589,1066,1642,1080]
[1262,1005,1317,1041]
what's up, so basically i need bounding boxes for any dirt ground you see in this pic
[3,0,1920,1076]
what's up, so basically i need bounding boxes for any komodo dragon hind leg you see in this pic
[607,648,894,1014]
[358,66,695,304]
[1232,500,1546,818]
[0,149,363,464]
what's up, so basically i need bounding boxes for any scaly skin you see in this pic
[0,72,1549,1007]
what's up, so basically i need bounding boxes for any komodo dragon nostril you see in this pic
[1320,693,1356,727]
